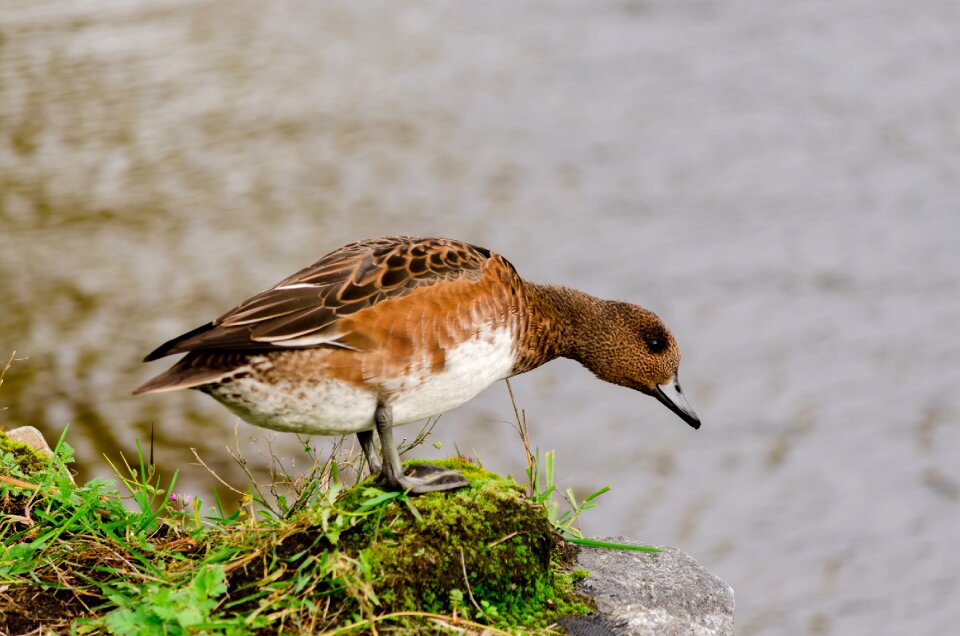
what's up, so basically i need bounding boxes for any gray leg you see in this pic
[357,429,382,476]
[375,403,469,494]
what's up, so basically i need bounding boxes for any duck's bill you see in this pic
[654,376,701,429]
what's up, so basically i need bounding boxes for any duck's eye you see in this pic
[646,338,666,353]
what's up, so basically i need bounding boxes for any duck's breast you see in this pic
[384,324,517,425]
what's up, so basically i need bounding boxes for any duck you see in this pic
[134,236,700,494]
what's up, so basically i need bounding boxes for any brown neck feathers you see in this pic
[510,282,603,375]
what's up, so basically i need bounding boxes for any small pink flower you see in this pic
[169,492,194,507]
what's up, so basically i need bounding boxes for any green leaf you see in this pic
[583,486,611,503]
[565,537,661,552]
[358,490,403,509]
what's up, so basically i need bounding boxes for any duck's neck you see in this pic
[511,282,604,375]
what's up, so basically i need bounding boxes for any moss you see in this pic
[570,569,591,584]
[326,458,589,628]
[0,430,49,475]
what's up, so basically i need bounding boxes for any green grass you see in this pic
[0,426,601,635]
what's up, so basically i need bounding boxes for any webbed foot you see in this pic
[374,404,469,494]
[395,463,470,493]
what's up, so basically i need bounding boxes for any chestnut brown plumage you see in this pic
[135,236,700,494]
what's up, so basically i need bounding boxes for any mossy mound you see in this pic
[224,457,589,631]
[336,458,573,621]
[0,441,590,634]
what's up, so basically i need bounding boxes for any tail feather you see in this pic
[132,367,223,395]
[133,352,248,395]
[143,322,216,361]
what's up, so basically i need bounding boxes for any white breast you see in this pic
[385,326,516,425]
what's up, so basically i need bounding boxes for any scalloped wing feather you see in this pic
[143,237,498,360]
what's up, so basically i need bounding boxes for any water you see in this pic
[2,1,959,633]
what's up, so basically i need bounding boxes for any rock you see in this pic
[2,426,74,483]
[560,537,734,636]
[4,426,54,457]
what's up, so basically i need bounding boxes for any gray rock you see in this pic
[3,426,75,483]
[561,537,734,636]
[4,426,54,457]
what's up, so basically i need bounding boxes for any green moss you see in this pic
[0,430,49,476]
[570,569,591,584]
[327,457,590,629]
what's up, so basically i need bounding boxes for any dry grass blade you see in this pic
[316,610,517,635]
[0,350,26,392]
[0,475,39,491]
[505,378,536,496]
[459,546,483,615]
[190,448,245,497]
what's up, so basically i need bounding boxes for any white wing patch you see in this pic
[274,283,318,290]
[261,333,356,349]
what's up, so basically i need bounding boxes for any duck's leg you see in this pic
[375,403,469,494]
[357,430,382,476]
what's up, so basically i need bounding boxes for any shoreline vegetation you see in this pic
[0,408,624,635]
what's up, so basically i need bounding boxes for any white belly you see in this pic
[204,326,516,435]
[207,377,379,435]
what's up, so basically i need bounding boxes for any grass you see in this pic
[0,431,594,632]
[0,434,588,634]
[0,379,657,634]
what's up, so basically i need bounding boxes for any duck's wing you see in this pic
[143,237,496,360]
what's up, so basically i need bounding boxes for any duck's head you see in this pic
[577,300,701,429]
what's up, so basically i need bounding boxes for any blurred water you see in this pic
[2,1,959,634]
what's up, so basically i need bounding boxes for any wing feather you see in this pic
[144,237,497,360]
